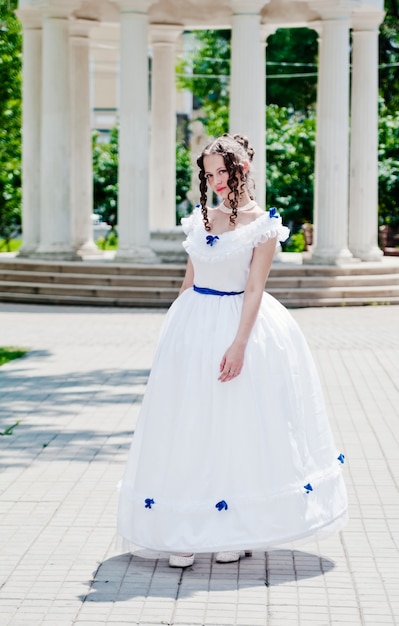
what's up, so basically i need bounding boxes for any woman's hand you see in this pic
[218,341,246,382]
[218,237,277,383]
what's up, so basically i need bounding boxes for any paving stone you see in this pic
[0,302,398,626]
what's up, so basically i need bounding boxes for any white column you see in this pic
[149,25,181,231]
[311,12,353,264]
[348,12,385,261]
[17,9,42,257]
[36,2,79,259]
[230,0,268,209]
[113,0,157,263]
[70,19,101,256]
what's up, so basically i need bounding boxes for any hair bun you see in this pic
[232,134,255,162]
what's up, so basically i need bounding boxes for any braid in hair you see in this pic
[197,155,211,231]
[224,149,240,228]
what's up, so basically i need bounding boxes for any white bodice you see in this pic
[181,207,290,292]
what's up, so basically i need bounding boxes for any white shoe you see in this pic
[168,553,195,568]
[216,551,240,563]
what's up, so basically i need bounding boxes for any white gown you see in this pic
[117,208,348,554]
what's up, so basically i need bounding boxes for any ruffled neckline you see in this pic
[202,211,269,238]
[182,207,270,237]
[181,207,290,264]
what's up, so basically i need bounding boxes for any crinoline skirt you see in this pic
[117,288,347,554]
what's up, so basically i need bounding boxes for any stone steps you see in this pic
[3,257,399,276]
[0,259,186,277]
[0,258,399,308]
[1,268,399,289]
[0,270,184,289]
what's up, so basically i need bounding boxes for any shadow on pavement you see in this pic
[0,427,135,468]
[0,366,149,418]
[81,550,335,602]
[0,365,149,465]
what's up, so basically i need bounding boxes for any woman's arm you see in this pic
[178,257,194,296]
[218,236,276,382]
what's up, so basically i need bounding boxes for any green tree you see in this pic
[267,28,318,110]
[266,101,399,234]
[92,126,119,227]
[266,105,316,229]
[177,30,230,135]
[177,27,318,132]
[176,142,192,207]
[0,0,22,248]
[378,98,399,229]
[379,0,399,113]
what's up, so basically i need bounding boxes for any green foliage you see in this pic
[92,126,119,226]
[176,141,192,207]
[177,30,230,135]
[0,0,22,244]
[95,231,118,250]
[266,101,399,233]
[267,28,318,110]
[284,230,306,253]
[0,237,21,252]
[177,28,318,136]
[378,98,399,228]
[266,105,316,229]
[0,346,27,367]
[266,99,399,233]
[379,0,399,114]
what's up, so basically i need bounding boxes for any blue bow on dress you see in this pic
[206,235,220,247]
[144,498,155,509]
[215,500,228,511]
[269,207,279,219]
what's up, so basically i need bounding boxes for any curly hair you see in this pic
[196,133,256,231]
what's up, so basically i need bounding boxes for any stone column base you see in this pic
[18,244,39,258]
[349,245,383,262]
[115,246,159,264]
[306,247,357,265]
[75,241,105,257]
[30,245,80,261]
[150,228,186,263]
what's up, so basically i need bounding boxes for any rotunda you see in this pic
[17,0,384,264]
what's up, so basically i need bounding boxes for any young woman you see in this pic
[117,133,347,568]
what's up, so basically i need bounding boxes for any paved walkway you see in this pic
[0,302,398,626]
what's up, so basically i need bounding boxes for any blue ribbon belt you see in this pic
[193,285,244,296]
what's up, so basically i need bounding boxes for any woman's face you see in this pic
[203,154,230,200]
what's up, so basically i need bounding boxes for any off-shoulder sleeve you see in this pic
[180,205,201,235]
[250,210,290,248]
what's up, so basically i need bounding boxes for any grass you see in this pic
[0,348,28,438]
[0,346,28,367]
[95,232,118,250]
[0,422,20,436]
[0,237,118,252]
[95,237,118,250]
[0,238,22,252]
